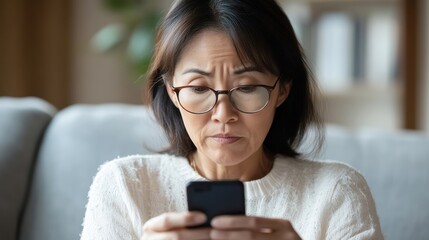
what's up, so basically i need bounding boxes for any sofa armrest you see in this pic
[321,125,429,240]
[0,97,56,240]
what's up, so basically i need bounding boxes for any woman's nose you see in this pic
[210,94,239,123]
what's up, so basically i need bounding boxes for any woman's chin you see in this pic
[204,151,248,167]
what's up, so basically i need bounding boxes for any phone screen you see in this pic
[186,180,246,228]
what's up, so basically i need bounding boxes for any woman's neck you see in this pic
[189,149,273,182]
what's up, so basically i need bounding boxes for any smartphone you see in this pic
[186,180,246,228]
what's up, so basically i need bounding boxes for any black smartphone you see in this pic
[186,180,246,228]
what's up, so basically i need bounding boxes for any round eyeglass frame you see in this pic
[170,78,280,114]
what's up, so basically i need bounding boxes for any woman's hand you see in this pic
[141,211,210,240]
[210,216,301,240]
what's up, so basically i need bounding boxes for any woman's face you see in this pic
[168,29,289,168]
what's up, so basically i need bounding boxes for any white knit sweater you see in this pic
[80,154,383,239]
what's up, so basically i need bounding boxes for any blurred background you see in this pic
[0,0,428,132]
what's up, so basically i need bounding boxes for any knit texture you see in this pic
[80,154,383,239]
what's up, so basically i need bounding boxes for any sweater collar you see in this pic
[173,155,291,200]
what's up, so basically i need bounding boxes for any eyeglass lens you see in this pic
[177,86,270,113]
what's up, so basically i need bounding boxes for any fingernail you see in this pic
[211,218,220,227]
[193,214,206,223]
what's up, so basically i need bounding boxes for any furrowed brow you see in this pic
[234,66,265,75]
[182,68,211,76]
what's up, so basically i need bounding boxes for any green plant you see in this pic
[91,0,162,81]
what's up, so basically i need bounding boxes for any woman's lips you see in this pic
[210,135,241,144]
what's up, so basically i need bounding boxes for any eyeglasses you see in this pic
[170,78,279,114]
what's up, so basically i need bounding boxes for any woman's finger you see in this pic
[211,229,301,240]
[211,215,292,230]
[142,228,211,240]
[210,229,270,240]
[211,216,301,240]
[143,211,206,232]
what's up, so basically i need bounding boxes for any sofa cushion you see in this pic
[19,104,168,240]
[0,97,56,240]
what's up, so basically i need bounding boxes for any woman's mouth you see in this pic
[210,134,241,144]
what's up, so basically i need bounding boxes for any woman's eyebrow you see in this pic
[234,66,265,75]
[181,66,264,75]
[182,68,211,76]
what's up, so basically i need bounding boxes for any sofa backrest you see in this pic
[0,97,56,240]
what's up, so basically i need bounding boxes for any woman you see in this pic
[81,0,383,239]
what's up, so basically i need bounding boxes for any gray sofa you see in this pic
[1,97,428,240]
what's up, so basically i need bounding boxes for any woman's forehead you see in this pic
[175,31,239,69]
[174,29,268,74]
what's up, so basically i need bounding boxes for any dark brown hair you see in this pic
[146,0,323,157]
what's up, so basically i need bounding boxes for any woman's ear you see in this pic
[165,79,180,108]
[276,82,291,107]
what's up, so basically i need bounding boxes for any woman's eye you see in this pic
[237,86,257,93]
[190,87,209,94]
